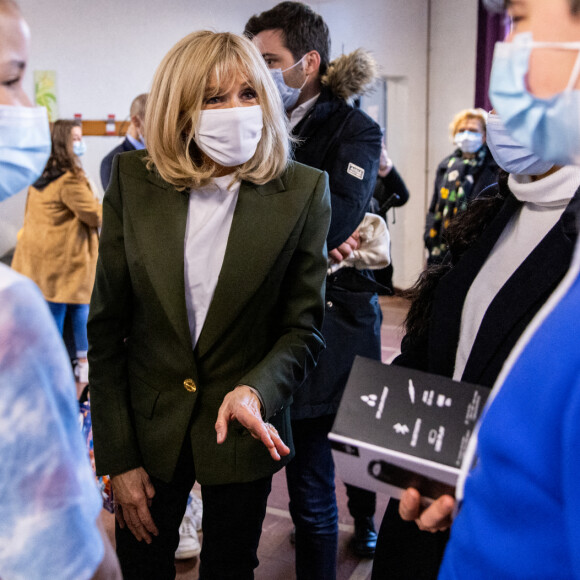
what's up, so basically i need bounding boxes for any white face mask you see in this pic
[194,105,263,168]
[454,130,484,154]
[0,105,51,201]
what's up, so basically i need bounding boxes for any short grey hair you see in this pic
[129,93,148,120]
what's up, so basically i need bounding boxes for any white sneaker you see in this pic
[186,491,203,531]
[175,519,201,560]
[74,359,89,384]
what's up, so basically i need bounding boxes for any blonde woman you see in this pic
[424,108,499,264]
[88,30,330,579]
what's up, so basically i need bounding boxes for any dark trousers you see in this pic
[371,498,449,580]
[286,415,338,580]
[116,437,272,580]
[285,415,378,580]
[345,483,376,520]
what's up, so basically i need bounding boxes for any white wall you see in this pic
[3,0,481,290]
[319,0,479,288]
[428,0,480,207]
[318,0,430,289]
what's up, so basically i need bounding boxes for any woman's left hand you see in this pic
[215,385,291,461]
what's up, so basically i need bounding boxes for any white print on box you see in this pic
[347,162,365,180]
[361,394,377,407]
[422,390,452,407]
[376,386,388,420]
[361,386,389,420]
[427,426,445,453]
[393,423,410,435]
[411,418,421,448]
[464,390,483,425]
[408,379,416,404]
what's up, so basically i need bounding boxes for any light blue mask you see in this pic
[0,105,51,202]
[270,56,307,111]
[489,32,580,166]
[454,130,484,154]
[73,139,87,157]
[486,112,554,176]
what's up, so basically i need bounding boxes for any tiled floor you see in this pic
[102,294,410,579]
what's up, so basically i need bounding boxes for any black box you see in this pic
[329,356,490,500]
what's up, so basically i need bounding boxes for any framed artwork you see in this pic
[34,70,58,122]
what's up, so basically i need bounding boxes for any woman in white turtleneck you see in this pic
[372,112,580,580]
[453,162,577,379]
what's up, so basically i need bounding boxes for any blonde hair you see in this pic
[145,30,290,189]
[449,108,488,140]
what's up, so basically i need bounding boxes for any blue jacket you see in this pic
[372,176,580,580]
[100,137,136,191]
[440,239,580,579]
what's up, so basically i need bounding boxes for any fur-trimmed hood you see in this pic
[321,48,377,102]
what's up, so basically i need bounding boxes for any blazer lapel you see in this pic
[130,171,193,352]
[196,176,308,358]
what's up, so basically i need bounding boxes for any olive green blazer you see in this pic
[88,150,330,485]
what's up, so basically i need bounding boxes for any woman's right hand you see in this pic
[398,487,455,533]
[111,467,159,543]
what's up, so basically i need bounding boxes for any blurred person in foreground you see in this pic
[390,0,580,578]
[372,139,580,579]
[0,1,120,578]
[12,119,102,384]
[88,30,330,580]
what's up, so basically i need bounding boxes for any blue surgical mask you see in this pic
[73,139,87,157]
[270,56,307,111]
[454,130,484,154]
[0,105,51,202]
[489,32,580,167]
[486,112,554,175]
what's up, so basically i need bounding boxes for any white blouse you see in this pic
[184,174,240,347]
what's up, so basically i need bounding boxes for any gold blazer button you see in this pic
[183,378,197,393]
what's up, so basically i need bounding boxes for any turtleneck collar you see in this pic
[508,166,580,208]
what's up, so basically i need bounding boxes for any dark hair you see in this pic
[40,119,83,181]
[402,173,509,339]
[244,1,331,75]
[571,0,580,15]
